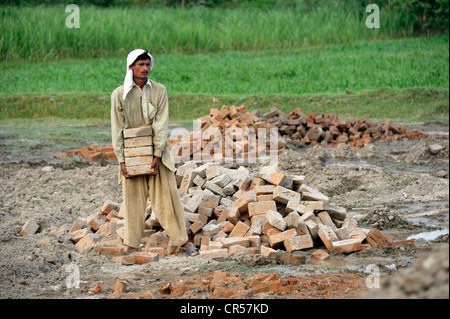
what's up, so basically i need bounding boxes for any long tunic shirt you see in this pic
[110,79,175,173]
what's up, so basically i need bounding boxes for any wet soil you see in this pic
[0,121,448,299]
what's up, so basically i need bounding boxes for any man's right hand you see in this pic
[120,162,131,179]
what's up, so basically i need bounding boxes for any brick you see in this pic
[87,212,107,231]
[284,233,314,252]
[202,223,221,237]
[206,163,221,180]
[97,222,111,236]
[327,205,347,221]
[227,206,240,224]
[304,219,319,239]
[261,245,278,257]
[113,280,127,294]
[286,201,314,215]
[75,233,96,254]
[123,146,153,158]
[332,239,363,254]
[200,193,222,209]
[88,151,103,162]
[229,221,250,238]
[124,155,153,167]
[311,249,330,260]
[223,182,237,196]
[257,194,273,202]
[253,185,275,195]
[273,186,301,204]
[123,126,153,139]
[317,211,337,231]
[204,181,226,197]
[298,211,315,223]
[146,232,170,248]
[69,217,87,233]
[248,235,261,247]
[248,201,277,217]
[198,206,214,217]
[268,228,297,248]
[95,246,124,258]
[298,184,329,202]
[300,200,330,210]
[102,200,120,215]
[348,228,367,242]
[228,245,255,255]
[211,174,232,188]
[70,228,92,244]
[266,210,287,231]
[180,170,194,194]
[232,190,257,213]
[259,166,286,186]
[366,228,389,247]
[317,225,339,252]
[248,216,266,236]
[220,237,250,248]
[220,221,235,233]
[193,175,205,188]
[184,189,205,213]
[123,136,153,148]
[284,211,300,229]
[190,220,204,234]
[19,219,39,236]
[113,252,159,265]
[199,249,229,258]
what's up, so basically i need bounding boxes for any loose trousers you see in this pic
[121,162,188,248]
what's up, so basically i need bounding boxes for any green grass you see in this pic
[0,4,422,61]
[2,36,448,95]
[0,35,448,123]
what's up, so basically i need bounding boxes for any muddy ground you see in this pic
[0,122,448,300]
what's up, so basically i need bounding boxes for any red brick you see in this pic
[142,246,166,256]
[366,228,389,247]
[318,225,338,252]
[284,233,314,252]
[268,228,297,248]
[113,280,127,294]
[228,221,250,238]
[87,212,106,231]
[88,151,103,162]
[70,228,92,244]
[100,199,121,215]
[332,239,363,253]
[95,246,124,258]
[260,245,278,257]
[248,201,277,217]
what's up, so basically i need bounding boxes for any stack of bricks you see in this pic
[59,143,117,162]
[60,162,412,265]
[276,107,436,147]
[167,104,284,163]
[167,105,440,163]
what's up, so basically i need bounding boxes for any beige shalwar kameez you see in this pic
[111,80,188,249]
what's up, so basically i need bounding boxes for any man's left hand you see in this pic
[149,156,160,175]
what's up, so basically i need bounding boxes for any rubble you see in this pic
[58,162,413,265]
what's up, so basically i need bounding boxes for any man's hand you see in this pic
[149,156,160,176]
[120,162,131,179]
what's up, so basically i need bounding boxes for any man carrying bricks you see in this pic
[111,49,198,256]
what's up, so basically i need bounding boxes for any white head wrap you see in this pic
[123,49,154,101]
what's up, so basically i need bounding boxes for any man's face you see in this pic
[130,58,151,81]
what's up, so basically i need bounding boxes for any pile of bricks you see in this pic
[266,107,435,147]
[167,104,283,163]
[58,143,117,162]
[56,161,412,265]
[168,105,438,161]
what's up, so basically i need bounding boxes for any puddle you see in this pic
[407,228,449,241]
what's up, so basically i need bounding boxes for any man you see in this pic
[111,49,198,256]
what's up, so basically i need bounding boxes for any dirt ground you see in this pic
[0,122,448,299]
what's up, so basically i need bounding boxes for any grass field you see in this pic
[1,36,448,123]
[1,4,419,61]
